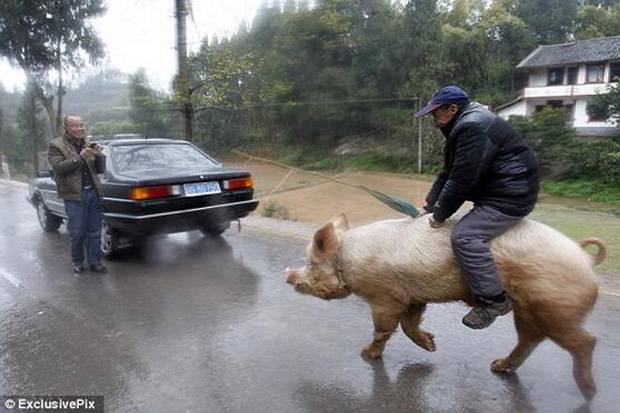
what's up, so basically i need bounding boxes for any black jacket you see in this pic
[425,102,539,221]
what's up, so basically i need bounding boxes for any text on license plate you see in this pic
[184,181,221,196]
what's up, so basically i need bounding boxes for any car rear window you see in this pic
[111,143,217,173]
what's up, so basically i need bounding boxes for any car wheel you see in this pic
[36,201,62,232]
[101,219,119,258]
[200,221,230,237]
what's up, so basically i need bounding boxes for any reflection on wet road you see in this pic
[0,182,619,412]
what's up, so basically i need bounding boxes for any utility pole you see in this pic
[175,0,193,141]
[29,83,40,174]
[417,98,423,174]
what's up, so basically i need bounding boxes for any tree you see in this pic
[17,81,48,174]
[515,0,578,44]
[129,69,168,137]
[401,0,444,99]
[587,83,620,123]
[46,0,105,134]
[283,0,297,13]
[575,3,620,39]
[0,0,105,138]
[583,0,618,8]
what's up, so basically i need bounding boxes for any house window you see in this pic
[586,63,605,83]
[610,62,620,82]
[547,67,564,85]
[546,100,564,108]
[567,67,578,85]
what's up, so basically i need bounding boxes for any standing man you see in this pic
[48,115,107,274]
[415,85,539,329]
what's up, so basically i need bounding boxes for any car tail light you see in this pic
[130,185,180,200]
[223,177,253,190]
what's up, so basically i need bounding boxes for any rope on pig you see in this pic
[265,169,295,199]
[232,149,420,218]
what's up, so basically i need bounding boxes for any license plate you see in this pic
[183,181,221,196]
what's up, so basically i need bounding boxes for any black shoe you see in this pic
[72,262,84,274]
[463,296,512,329]
[89,263,108,273]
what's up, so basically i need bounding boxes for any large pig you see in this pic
[285,213,606,400]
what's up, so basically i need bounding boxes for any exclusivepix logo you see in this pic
[3,397,97,410]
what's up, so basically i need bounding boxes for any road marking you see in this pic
[0,267,23,288]
[0,179,27,188]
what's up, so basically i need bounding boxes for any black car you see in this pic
[28,138,259,257]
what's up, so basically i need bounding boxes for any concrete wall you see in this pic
[497,100,527,119]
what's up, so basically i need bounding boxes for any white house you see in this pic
[496,35,620,137]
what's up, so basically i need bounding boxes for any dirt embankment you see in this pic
[245,163,434,226]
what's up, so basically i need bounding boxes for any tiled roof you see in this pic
[517,36,620,68]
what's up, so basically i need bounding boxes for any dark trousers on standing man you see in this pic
[450,204,523,299]
[64,187,103,266]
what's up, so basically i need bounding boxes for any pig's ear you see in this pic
[332,212,350,234]
[313,222,339,259]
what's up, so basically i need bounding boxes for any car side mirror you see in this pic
[37,170,51,178]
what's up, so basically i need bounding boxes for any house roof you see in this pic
[517,36,620,69]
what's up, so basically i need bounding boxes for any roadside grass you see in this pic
[531,203,619,274]
[543,180,620,206]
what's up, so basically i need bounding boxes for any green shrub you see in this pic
[564,138,620,185]
[509,107,575,177]
[261,201,292,220]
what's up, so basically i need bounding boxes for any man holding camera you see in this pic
[48,115,107,274]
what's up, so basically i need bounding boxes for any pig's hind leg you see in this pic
[400,304,436,352]
[361,304,404,360]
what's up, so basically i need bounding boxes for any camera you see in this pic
[89,142,98,149]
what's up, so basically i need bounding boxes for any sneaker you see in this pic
[72,262,84,274]
[462,296,512,329]
[89,263,108,273]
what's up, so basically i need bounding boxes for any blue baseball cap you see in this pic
[415,85,470,117]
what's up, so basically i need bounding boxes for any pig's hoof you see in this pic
[361,346,383,360]
[577,379,596,401]
[491,358,515,373]
[413,331,436,352]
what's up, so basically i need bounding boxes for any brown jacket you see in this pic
[48,133,106,201]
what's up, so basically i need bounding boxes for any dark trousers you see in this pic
[451,205,523,299]
[64,187,103,265]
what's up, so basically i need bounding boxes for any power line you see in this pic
[193,97,420,112]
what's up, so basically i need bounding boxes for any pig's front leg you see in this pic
[361,304,403,360]
[400,303,436,352]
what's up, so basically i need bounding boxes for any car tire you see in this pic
[101,218,120,258]
[200,222,230,237]
[36,200,62,232]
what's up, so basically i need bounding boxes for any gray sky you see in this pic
[0,0,263,91]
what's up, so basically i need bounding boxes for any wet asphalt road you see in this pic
[0,182,619,413]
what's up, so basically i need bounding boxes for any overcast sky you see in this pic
[0,0,263,91]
